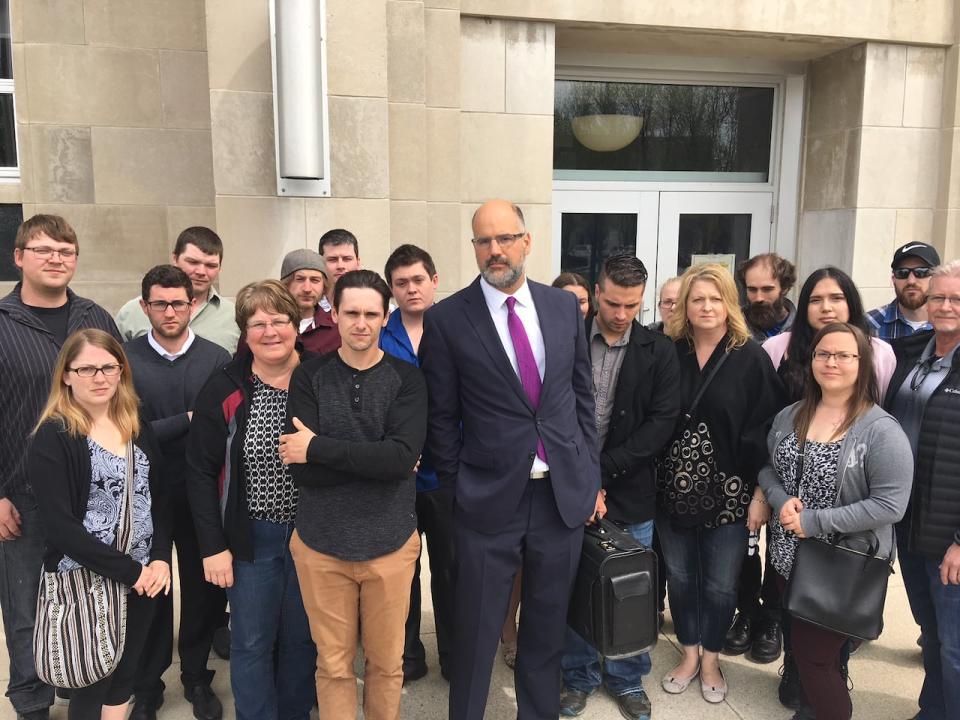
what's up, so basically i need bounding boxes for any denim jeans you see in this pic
[561,519,654,697]
[0,494,55,715]
[227,520,316,720]
[656,514,747,653]
[897,528,960,720]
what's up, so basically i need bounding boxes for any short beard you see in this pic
[895,285,926,311]
[153,323,189,339]
[482,258,524,290]
[744,297,787,331]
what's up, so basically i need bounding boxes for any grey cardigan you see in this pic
[758,403,914,562]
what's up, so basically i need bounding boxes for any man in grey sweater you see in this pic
[280,269,426,720]
[123,265,231,720]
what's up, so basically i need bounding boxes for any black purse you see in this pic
[659,352,748,527]
[783,449,895,641]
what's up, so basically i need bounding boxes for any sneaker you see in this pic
[749,618,783,664]
[613,689,651,720]
[559,688,593,717]
[723,613,752,655]
[778,652,801,710]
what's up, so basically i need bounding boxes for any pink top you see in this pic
[761,331,897,403]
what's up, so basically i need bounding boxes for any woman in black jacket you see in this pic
[29,328,171,720]
[658,264,787,705]
[186,281,316,720]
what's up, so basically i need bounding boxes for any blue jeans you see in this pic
[227,520,316,720]
[656,514,747,653]
[898,528,960,720]
[562,519,654,697]
[0,495,55,715]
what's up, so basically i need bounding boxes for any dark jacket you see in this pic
[885,330,960,559]
[186,349,315,563]
[28,419,171,587]
[592,318,681,524]
[420,278,600,533]
[0,284,121,499]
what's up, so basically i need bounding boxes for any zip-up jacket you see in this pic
[0,283,121,499]
[885,330,960,559]
[186,348,314,562]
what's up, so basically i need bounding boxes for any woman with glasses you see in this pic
[759,322,912,720]
[658,264,787,705]
[885,260,960,720]
[762,267,896,403]
[186,280,316,720]
[28,329,172,720]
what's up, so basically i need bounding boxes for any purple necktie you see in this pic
[506,296,547,463]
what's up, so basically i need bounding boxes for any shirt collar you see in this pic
[148,327,196,360]
[479,275,533,312]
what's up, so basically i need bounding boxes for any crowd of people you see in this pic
[0,204,956,720]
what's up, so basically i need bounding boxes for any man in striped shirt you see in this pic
[0,215,121,720]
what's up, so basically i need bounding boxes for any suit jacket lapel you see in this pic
[529,280,560,394]
[463,278,533,412]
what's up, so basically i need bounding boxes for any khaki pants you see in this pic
[291,529,420,720]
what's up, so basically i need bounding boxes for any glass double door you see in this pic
[553,190,773,325]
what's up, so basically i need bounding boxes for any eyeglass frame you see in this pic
[470,232,526,249]
[926,294,960,307]
[811,350,860,365]
[245,318,294,334]
[22,245,78,260]
[892,266,934,280]
[67,364,123,378]
[144,300,192,313]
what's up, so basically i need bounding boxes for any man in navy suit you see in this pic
[420,199,603,720]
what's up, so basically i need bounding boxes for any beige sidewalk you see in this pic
[0,561,925,719]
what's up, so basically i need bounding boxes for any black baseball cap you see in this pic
[891,242,940,269]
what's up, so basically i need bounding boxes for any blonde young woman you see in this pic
[658,264,787,704]
[28,329,171,720]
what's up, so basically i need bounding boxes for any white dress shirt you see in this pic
[479,276,549,473]
[148,327,196,361]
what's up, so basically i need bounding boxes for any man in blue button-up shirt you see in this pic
[379,244,454,684]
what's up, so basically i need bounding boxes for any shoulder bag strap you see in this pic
[118,439,135,555]
[685,350,730,421]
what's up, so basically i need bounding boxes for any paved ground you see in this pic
[0,552,926,719]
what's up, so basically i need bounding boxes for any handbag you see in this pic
[659,351,747,526]
[33,440,135,688]
[783,447,895,641]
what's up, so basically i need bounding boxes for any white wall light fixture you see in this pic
[270,0,331,197]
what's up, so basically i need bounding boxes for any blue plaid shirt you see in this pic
[866,300,932,341]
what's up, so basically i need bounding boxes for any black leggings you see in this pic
[68,591,156,720]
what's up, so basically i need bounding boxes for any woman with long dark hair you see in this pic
[759,323,912,720]
[29,329,171,720]
[763,267,896,402]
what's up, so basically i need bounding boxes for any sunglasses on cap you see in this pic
[893,267,933,280]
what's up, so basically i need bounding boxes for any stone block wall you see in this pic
[4,0,216,312]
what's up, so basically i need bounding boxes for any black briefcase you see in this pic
[567,517,658,660]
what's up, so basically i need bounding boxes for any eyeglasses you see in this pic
[470,233,525,249]
[23,246,78,260]
[910,357,941,391]
[246,319,293,334]
[893,267,933,280]
[658,300,677,309]
[812,350,859,365]
[926,294,960,306]
[145,300,191,313]
[68,364,123,378]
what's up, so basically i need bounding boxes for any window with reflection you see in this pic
[554,80,774,182]
[0,203,24,280]
[0,0,16,174]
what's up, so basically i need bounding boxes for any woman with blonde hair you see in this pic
[658,264,787,704]
[28,328,171,720]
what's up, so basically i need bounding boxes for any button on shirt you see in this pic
[590,319,631,448]
[479,277,548,474]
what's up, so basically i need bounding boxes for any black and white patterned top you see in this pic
[58,440,153,573]
[770,431,842,579]
[243,374,298,524]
